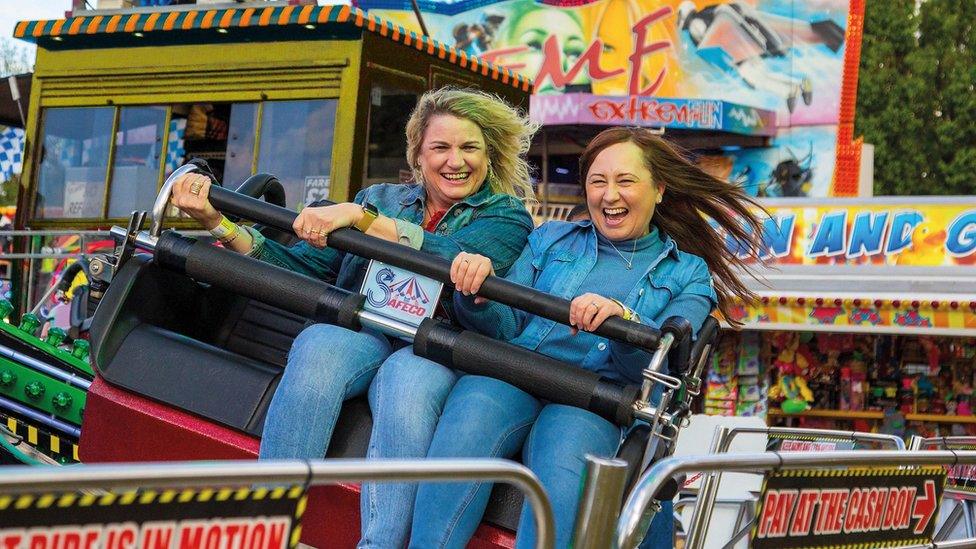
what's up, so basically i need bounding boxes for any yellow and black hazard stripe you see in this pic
[0,411,79,463]
[773,466,946,478]
[0,486,308,548]
[795,540,932,549]
[769,433,853,443]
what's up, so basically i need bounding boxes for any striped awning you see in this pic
[730,265,976,336]
[13,4,531,93]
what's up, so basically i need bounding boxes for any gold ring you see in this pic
[189,182,203,195]
[310,228,322,235]
[591,301,600,308]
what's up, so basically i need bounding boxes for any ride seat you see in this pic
[91,253,527,532]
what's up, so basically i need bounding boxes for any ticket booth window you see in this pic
[366,85,419,185]
[256,99,338,209]
[165,102,258,185]
[32,100,339,222]
[107,106,168,218]
[34,107,114,219]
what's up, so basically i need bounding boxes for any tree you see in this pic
[855,0,976,195]
[0,37,32,77]
[0,174,18,207]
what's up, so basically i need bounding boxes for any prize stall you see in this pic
[704,197,976,438]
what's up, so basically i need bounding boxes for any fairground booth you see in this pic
[8,2,529,315]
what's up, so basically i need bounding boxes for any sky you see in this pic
[1,0,73,67]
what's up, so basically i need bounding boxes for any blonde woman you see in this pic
[169,88,538,540]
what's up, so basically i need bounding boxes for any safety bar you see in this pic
[0,458,554,549]
[685,425,904,549]
[148,231,643,425]
[733,426,905,449]
[618,450,976,549]
[910,436,976,450]
[152,180,662,352]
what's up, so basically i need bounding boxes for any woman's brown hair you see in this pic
[579,127,765,326]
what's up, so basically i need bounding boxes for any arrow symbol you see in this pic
[912,480,938,534]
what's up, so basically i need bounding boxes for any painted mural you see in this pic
[362,0,853,197]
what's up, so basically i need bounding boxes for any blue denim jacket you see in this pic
[454,220,717,383]
[246,183,534,295]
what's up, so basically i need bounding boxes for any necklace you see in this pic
[606,238,638,270]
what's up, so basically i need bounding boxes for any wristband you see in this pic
[209,216,239,242]
[609,298,640,323]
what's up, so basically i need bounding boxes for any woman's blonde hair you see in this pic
[405,87,538,200]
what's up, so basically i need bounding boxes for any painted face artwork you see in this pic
[417,114,489,211]
[504,8,589,93]
[585,141,663,241]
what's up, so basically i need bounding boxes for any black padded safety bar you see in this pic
[661,316,693,375]
[207,185,662,352]
[414,319,639,425]
[235,173,287,208]
[155,232,364,330]
[153,232,640,424]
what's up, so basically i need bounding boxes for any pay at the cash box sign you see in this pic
[755,480,939,540]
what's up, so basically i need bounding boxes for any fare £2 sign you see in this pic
[751,466,945,548]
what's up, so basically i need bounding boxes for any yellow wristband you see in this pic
[209,216,238,240]
[609,298,639,323]
[221,225,242,246]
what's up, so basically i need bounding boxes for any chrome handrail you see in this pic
[0,458,556,549]
[685,424,904,549]
[619,450,976,549]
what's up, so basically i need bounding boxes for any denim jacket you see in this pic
[454,220,717,383]
[245,183,534,297]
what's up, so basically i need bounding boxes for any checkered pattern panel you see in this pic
[165,118,187,174]
[0,126,24,182]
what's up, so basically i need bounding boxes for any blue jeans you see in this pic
[359,347,459,549]
[515,405,673,549]
[410,377,542,549]
[259,324,392,459]
[412,392,674,549]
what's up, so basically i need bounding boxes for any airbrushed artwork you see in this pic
[364,0,854,197]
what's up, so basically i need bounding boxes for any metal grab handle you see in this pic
[149,164,199,238]
[0,458,555,549]
[200,183,663,352]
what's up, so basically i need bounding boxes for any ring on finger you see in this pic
[189,182,203,195]
[590,301,600,308]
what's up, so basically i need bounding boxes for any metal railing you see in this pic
[0,229,114,260]
[529,203,577,225]
[1,229,113,314]
[618,450,976,549]
[909,436,976,541]
[685,426,905,549]
[0,457,556,549]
